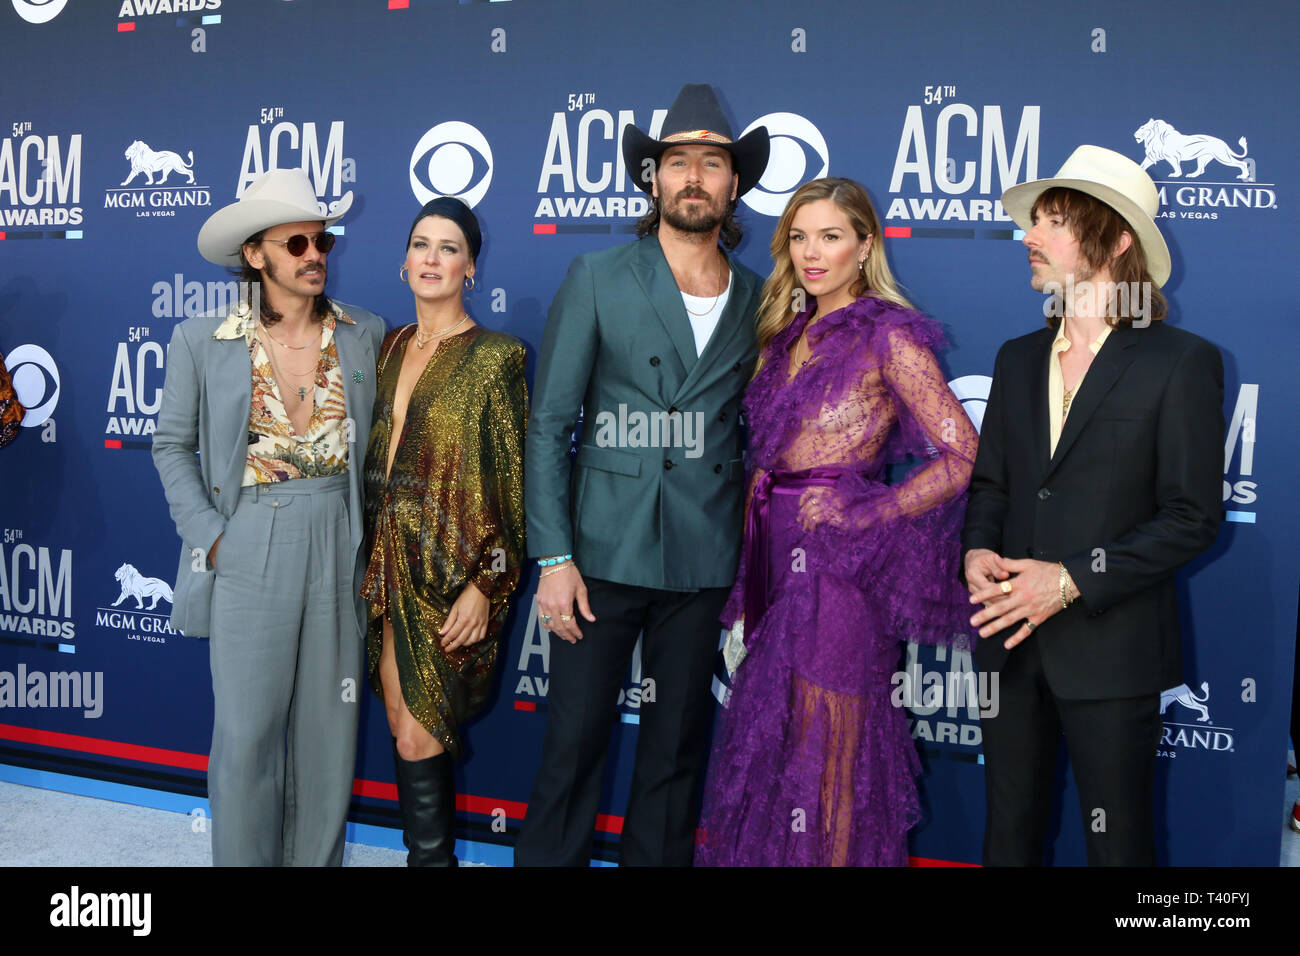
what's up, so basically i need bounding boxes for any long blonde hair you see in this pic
[755,178,913,371]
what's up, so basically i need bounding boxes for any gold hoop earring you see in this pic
[464,275,475,291]
[399,266,409,282]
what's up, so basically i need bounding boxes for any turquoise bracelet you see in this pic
[538,554,573,567]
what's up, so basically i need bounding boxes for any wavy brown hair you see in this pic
[1031,187,1168,327]
[234,227,332,326]
[754,178,913,372]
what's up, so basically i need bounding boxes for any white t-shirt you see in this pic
[680,272,732,358]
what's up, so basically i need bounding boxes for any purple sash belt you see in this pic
[743,466,852,633]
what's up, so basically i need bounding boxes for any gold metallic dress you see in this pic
[361,324,527,758]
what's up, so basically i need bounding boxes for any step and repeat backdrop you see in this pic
[0,0,1295,865]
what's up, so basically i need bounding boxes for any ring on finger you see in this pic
[1025,620,1036,631]
[999,581,1013,595]
[560,614,573,623]
[540,614,552,623]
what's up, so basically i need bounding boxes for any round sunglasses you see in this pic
[261,232,336,256]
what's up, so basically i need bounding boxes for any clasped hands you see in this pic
[965,548,1066,650]
[796,486,850,533]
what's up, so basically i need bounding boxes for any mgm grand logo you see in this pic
[104,139,211,217]
[1157,681,1234,756]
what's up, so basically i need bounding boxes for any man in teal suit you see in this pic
[515,84,770,866]
[153,169,386,865]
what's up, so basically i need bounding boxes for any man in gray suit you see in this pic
[515,84,769,866]
[152,168,385,865]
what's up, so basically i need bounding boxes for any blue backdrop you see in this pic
[0,0,1295,866]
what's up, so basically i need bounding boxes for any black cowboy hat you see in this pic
[621,83,770,197]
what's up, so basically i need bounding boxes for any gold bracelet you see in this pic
[1059,562,1075,609]
[539,562,575,579]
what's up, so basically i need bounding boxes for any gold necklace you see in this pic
[682,257,728,317]
[414,313,470,349]
[261,323,318,351]
[260,329,319,403]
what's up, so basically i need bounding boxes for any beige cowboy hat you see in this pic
[1001,145,1170,287]
[197,167,352,266]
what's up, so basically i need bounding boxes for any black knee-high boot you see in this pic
[390,740,410,850]
[392,749,458,867]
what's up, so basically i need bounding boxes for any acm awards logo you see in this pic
[104,139,212,217]
[105,321,164,450]
[10,0,66,24]
[1133,117,1277,220]
[0,534,75,646]
[532,97,828,228]
[116,0,219,16]
[513,594,652,719]
[236,117,354,216]
[0,130,83,229]
[409,122,493,208]
[886,98,1039,224]
[96,562,178,645]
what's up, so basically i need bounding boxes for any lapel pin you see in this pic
[353,370,364,384]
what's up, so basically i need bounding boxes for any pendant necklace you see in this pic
[414,313,471,349]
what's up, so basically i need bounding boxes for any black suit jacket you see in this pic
[962,321,1224,699]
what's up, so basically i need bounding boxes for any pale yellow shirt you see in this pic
[1048,321,1111,456]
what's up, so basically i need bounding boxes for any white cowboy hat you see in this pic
[1001,145,1170,287]
[197,167,352,266]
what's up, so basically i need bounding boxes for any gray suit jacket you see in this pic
[525,235,761,590]
[152,301,386,637]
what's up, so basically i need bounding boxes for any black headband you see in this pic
[406,197,482,262]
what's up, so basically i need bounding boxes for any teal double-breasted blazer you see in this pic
[525,235,762,591]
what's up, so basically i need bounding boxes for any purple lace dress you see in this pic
[696,295,978,867]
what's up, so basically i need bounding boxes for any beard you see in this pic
[660,188,727,234]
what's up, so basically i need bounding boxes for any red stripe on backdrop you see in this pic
[0,726,980,852]
[533,224,557,235]
[104,439,122,449]
[0,722,208,771]
[884,226,912,238]
[117,22,136,32]
[0,723,630,834]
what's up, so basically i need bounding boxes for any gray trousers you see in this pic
[208,472,360,866]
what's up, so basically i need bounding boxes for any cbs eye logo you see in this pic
[409,122,493,209]
[739,113,829,218]
[11,0,67,24]
[948,375,992,434]
[5,344,60,427]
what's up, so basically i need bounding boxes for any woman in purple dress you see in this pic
[696,178,979,866]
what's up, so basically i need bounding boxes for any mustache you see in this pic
[674,187,711,201]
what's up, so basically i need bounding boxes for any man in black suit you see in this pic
[962,146,1224,865]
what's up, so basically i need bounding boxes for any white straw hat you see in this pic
[197,168,352,266]
[1001,145,1170,287]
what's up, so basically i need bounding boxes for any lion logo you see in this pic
[111,563,174,611]
[120,140,196,186]
[1160,681,1211,723]
[1134,119,1253,182]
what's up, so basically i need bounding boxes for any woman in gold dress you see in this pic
[361,198,527,866]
